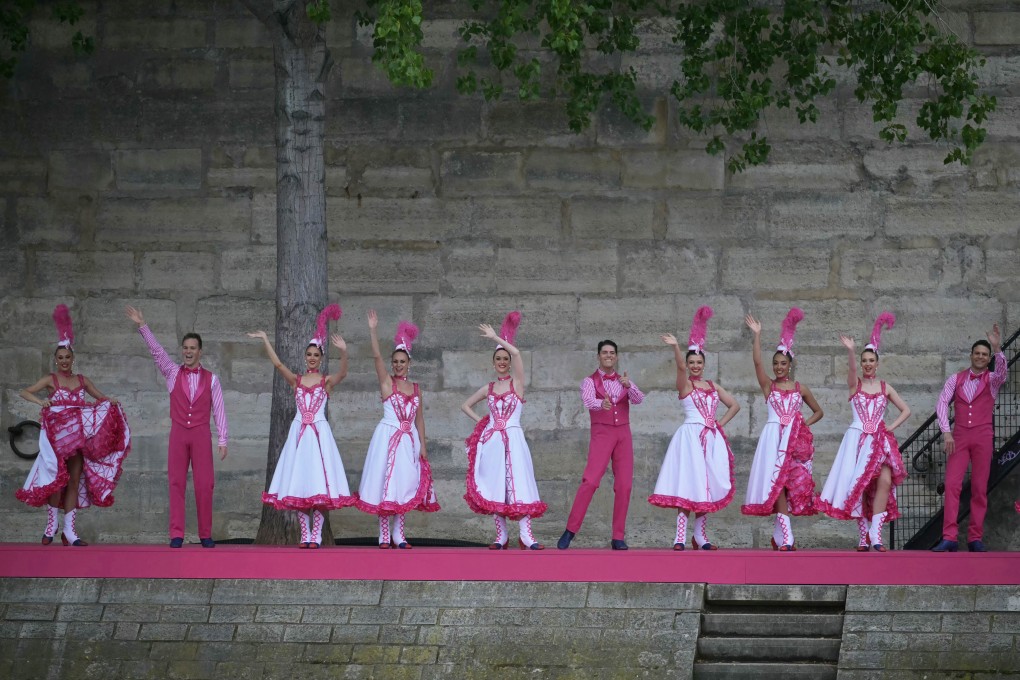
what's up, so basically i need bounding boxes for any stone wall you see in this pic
[1,1,1019,548]
[839,585,1020,679]
[0,578,703,680]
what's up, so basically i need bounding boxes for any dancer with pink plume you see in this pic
[249,304,355,549]
[742,309,823,550]
[17,305,131,546]
[816,313,911,551]
[355,312,439,548]
[462,312,548,550]
[649,306,740,550]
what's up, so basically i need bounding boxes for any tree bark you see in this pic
[246,1,335,545]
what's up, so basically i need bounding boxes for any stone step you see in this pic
[697,637,841,662]
[693,661,837,680]
[701,612,844,637]
[705,584,847,607]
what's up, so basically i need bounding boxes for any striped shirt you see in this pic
[580,369,645,411]
[139,325,229,446]
[936,351,1007,432]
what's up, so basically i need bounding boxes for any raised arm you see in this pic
[247,331,298,387]
[745,315,771,397]
[19,375,56,409]
[715,384,741,429]
[461,384,489,423]
[800,385,824,427]
[989,323,1007,390]
[82,376,118,404]
[368,310,392,398]
[480,323,526,397]
[325,333,349,390]
[662,333,690,396]
[884,384,911,433]
[127,305,177,381]
[840,335,858,394]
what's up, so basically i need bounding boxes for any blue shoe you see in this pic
[931,539,958,552]
[396,541,412,550]
[557,530,575,550]
[200,538,215,548]
[610,539,629,551]
[169,537,184,548]
[967,540,987,553]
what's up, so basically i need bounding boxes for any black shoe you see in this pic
[557,530,575,550]
[611,539,629,551]
[967,540,987,553]
[931,539,958,552]
[200,538,215,548]
[169,537,184,548]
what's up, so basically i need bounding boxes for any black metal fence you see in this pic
[892,327,1020,550]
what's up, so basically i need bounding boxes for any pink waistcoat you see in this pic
[952,370,994,430]
[170,368,212,431]
[589,370,630,427]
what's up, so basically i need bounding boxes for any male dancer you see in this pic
[932,323,1006,552]
[126,306,228,548]
[558,340,645,550]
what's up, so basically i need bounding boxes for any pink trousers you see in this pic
[168,424,215,540]
[941,424,993,542]
[566,424,634,540]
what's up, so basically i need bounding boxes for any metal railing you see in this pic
[891,326,1020,550]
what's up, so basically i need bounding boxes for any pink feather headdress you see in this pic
[309,303,342,349]
[496,310,522,349]
[776,307,804,358]
[687,305,713,354]
[52,304,74,349]
[394,321,419,356]
[864,311,895,354]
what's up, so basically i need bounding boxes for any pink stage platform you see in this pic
[1,543,1017,584]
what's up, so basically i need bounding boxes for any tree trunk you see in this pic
[248,2,334,545]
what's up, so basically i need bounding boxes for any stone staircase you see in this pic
[693,584,845,680]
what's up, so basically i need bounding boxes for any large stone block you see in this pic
[193,297,275,343]
[484,101,584,147]
[97,198,251,246]
[885,195,1020,239]
[621,150,725,191]
[48,151,115,192]
[525,150,622,191]
[207,167,276,191]
[398,101,484,142]
[379,581,589,608]
[229,58,274,89]
[728,144,862,190]
[0,157,46,193]
[114,149,203,191]
[329,245,442,294]
[767,193,880,241]
[440,151,523,196]
[470,197,563,241]
[721,247,832,291]
[15,196,85,246]
[251,193,276,245]
[33,251,135,295]
[77,297,177,357]
[219,246,277,292]
[666,193,769,242]
[214,18,272,48]
[570,197,656,240]
[619,243,717,294]
[137,59,217,91]
[577,295,678,350]
[359,164,434,197]
[141,251,216,292]
[0,250,27,301]
[422,296,577,349]
[873,295,1003,353]
[846,586,976,612]
[840,248,942,291]
[741,300,867,351]
[211,580,382,606]
[327,197,471,242]
[439,350,533,390]
[974,11,1020,45]
[495,247,616,294]
[103,20,207,49]
[326,98,402,141]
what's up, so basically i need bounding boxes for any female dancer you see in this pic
[816,313,910,551]
[742,308,823,550]
[16,305,131,546]
[649,306,740,550]
[462,312,547,550]
[355,311,439,548]
[249,304,355,548]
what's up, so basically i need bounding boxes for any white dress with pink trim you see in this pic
[355,382,440,516]
[16,375,131,509]
[741,382,817,517]
[262,378,355,511]
[648,383,735,513]
[815,382,907,521]
[464,381,547,521]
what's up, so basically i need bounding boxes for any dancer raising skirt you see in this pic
[250,304,356,549]
[649,306,740,550]
[17,305,131,546]
[741,309,823,550]
[462,312,547,550]
[354,311,439,548]
[816,313,910,551]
